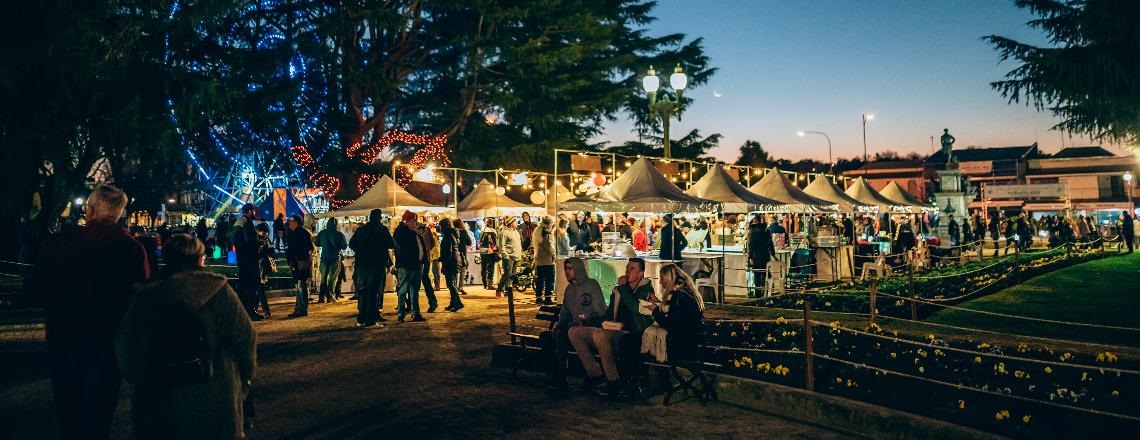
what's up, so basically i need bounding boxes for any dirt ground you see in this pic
[1,286,853,439]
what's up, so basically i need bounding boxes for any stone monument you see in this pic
[932,129,971,245]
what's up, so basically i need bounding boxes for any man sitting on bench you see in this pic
[568,258,655,399]
[549,257,606,389]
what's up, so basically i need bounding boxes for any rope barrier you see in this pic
[874,315,1140,355]
[873,291,1140,332]
[821,321,1140,375]
[809,352,1140,422]
[911,255,1014,280]
[706,346,806,355]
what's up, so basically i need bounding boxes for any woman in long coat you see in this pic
[439,218,465,312]
[117,235,256,439]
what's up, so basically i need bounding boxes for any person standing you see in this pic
[416,220,440,313]
[230,203,264,320]
[215,214,231,256]
[273,214,286,252]
[519,211,536,251]
[478,218,500,290]
[349,209,395,326]
[532,217,557,305]
[745,215,775,298]
[988,214,1001,257]
[115,235,256,439]
[195,218,209,245]
[255,223,275,318]
[1122,211,1135,253]
[286,216,315,317]
[564,213,583,251]
[315,218,347,304]
[948,215,961,247]
[496,219,523,297]
[439,218,465,312]
[25,184,151,439]
[658,214,688,261]
[555,217,572,256]
[393,211,429,322]
[456,220,473,295]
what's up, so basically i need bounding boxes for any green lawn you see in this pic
[925,251,1140,348]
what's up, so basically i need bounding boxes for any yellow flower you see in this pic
[846,379,857,388]
[1014,370,1025,379]
[733,360,740,368]
[890,352,897,359]
[829,321,840,329]
[995,410,1010,421]
[957,400,966,409]
[835,377,843,384]
[776,316,787,324]
[978,342,991,349]
[1044,367,1052,374]
[1022,414,1031,424]
[1081,372,1089,382]
[1061,352,1072,361]
[918,366,925,374]
[1112,390,1120,397]
[974,356,982,364]
[926,334,936,341]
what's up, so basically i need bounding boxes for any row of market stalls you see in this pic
[305,156,934,300]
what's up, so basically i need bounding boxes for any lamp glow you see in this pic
[441,183,451,194]
[642,66,659,93]
[669,64,687,90]
[75,197,84,205]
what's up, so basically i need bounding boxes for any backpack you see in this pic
[149,299,215,385]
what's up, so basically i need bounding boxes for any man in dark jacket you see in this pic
[393,210,428,322]
[350,209,395,326]
[273,213,286,251]
[315,217,347,304]
[230,203,264,320]
[1122,211,1135,253]
[25,184,151,439]
[746,215,776,298]
[286,216,315,317]
[658,214,688,261]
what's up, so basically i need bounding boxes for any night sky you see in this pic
[597,0,1113,163]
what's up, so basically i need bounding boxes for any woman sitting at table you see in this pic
[644,263,704,362]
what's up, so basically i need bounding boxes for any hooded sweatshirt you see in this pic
[116,270,256,440]
[556,258,606,330]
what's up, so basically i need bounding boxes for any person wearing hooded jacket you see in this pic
[532,217,557,305]
[548,257,606,388]
[116,235,256,440]
[439,218,465,312]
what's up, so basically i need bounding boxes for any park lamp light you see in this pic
[642,64,688,159]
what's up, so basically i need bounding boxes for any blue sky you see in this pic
[595,0,1115,163]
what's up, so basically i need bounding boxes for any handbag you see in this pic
[601,289,624,331]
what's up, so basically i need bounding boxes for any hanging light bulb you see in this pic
[442,183,451,194]
[495,187,506,196]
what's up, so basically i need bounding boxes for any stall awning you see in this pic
[561,157,721,213]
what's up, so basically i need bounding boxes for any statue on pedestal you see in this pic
[941,128,956,168]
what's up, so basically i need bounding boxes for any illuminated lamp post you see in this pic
[862,113,874,163]
[642,64,688,159]
[797,130,833,173]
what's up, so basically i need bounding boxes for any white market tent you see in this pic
[560,157,721,213]
[686,164,781,213]
[457,178,545,219]
[844,177,904,213]
[803,176,875,214]
[879,180,933,213]
[747,169,838,213]
[315,175,447,218]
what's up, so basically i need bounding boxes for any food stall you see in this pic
[555,157,722,302]
[458,178,548,284]
[844,177,908,268]
[803,176,875,280]
[748,169,841,283]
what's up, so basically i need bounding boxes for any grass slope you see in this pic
[926,252,1140,347]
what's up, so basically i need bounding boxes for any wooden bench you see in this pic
[506,304,561,377]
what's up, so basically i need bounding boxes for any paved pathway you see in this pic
[1,287,852,439]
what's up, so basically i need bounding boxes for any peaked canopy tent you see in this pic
[685,164,782,213]
[257,188,309,220]
[803,176,874,214]
[879,180,933,213]
[747,169,838,213]
[457,179,546,219]
[543,180,576,213]
[844,177,905,213]
[314,175,448,218]
[560,157,721,213]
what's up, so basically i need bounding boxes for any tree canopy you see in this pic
[986,0,1140,148]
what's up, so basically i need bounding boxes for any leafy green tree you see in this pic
[986,0,1140,147]
[606,129,720,162]
[734,140,773,168]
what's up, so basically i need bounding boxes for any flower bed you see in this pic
[703,319,1140,437]
[751,244,1111,319]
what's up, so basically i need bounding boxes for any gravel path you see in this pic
[1,287,853,439]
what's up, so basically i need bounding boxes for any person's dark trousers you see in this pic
[444,272,463,310]
[550,329,572,382]
[480,256,498,288]
[256,284,271,316]
[355,266,386,325]
[238,265,261,316]
[420,264,438,310]
[49,346,121,440]
[535,264,554,303]
[751,266,767,298]
[318,259,340,303]
[1126,233,1135,253]
[497,257,518,293]
[617,331,644,391]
